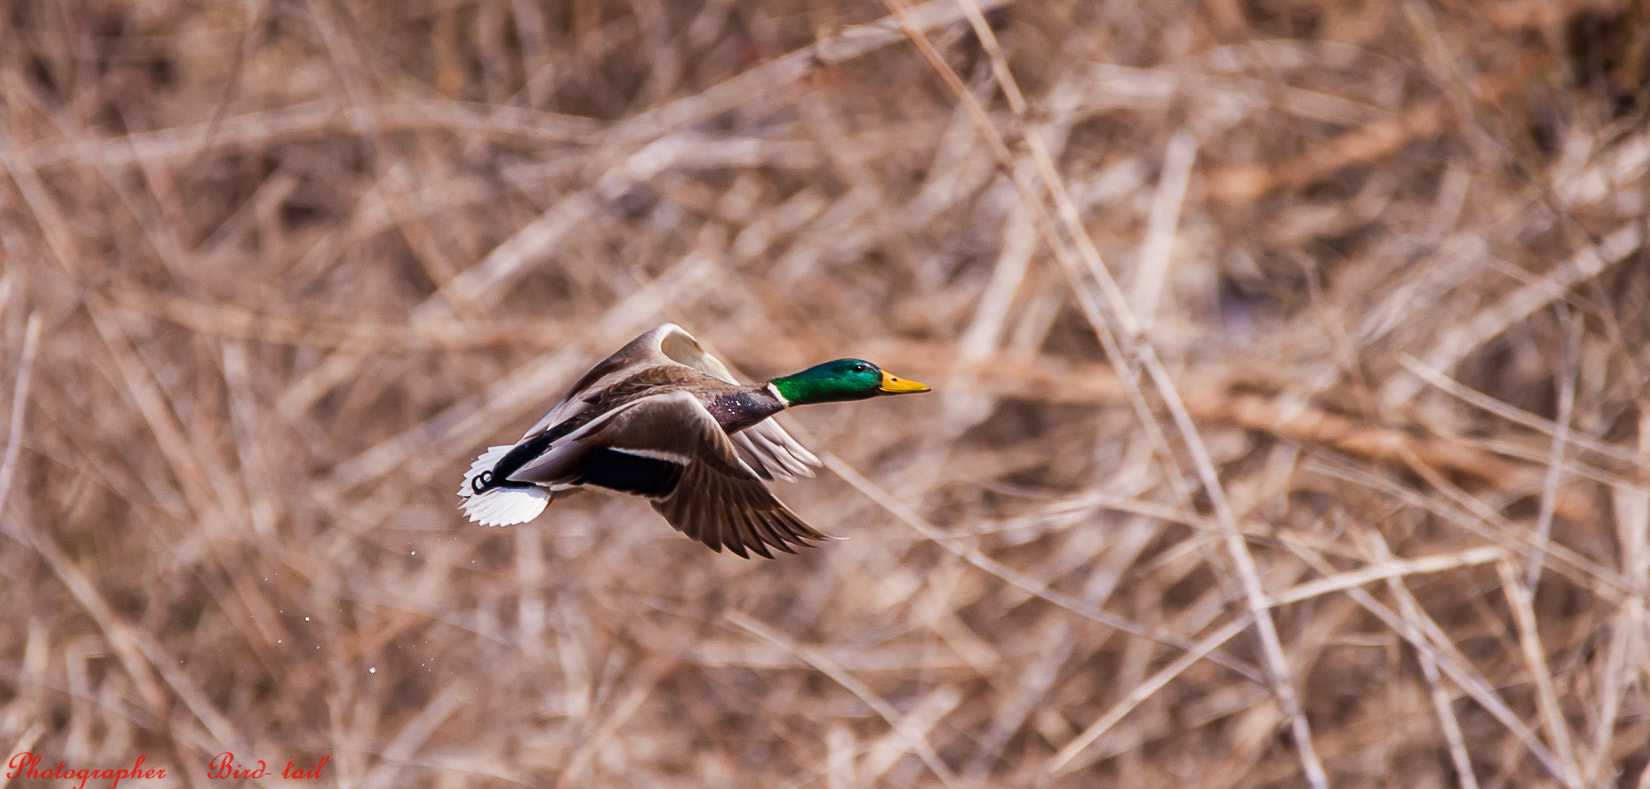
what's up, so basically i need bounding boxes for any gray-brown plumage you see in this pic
[457,324,930,558]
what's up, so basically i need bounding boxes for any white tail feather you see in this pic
[458,445,515,498]
[461,486,551,526]
[458,444,551,526]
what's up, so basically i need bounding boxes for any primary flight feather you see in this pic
[457,324,930,558]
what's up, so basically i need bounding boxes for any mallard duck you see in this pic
[457,324,931,558]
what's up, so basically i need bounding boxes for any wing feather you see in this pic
[734,423,820,481]
[591,392,828,557]
[653,325,823,482]
[515,324,693,441]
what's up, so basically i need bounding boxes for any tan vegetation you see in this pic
[2,0,1649,786]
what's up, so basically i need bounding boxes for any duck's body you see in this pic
[457,324,929,558]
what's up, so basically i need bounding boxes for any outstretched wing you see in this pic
[652,324,822,482]
[523,390,829,558]
[512,325,687,441]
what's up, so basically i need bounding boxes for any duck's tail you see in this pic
[461,486,551,526]
[458,445,552,526]
[459,445,513,496]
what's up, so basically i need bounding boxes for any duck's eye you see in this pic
[853,363,871,373]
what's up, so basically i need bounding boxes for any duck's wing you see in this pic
[650,324,822,482]
[512,325,688,441]
[513,390,829,558]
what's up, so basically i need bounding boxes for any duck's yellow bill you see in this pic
[878,371,931,394]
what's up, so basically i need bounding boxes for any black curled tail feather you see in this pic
[472,433,561,494]
[498,434,555,478]
[463,444,549,499]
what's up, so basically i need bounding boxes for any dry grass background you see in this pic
[1,0,1648,786]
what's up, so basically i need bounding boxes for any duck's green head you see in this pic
[770,359,931,406]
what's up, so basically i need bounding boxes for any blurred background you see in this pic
[2,0,1648,786]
